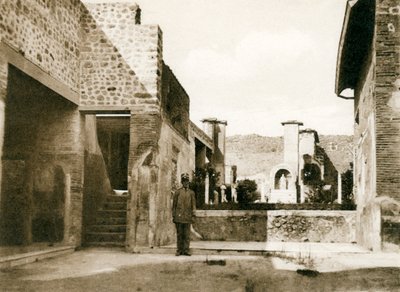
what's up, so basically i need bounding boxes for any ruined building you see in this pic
[336,0,400,251]
[269,121,338,203]
[201,118,228,185]
[0,1,225,251]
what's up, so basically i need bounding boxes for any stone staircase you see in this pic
[84,194,129,247]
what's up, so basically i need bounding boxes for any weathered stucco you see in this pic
[81,115,113,241]
[1,66,84,246]
[126,117,192,250]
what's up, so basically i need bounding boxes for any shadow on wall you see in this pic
[1,66,77,245]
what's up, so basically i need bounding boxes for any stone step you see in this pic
[105,195,129,203]
[83,241,126,248]
[102,201,127,211]
[97,210,127,218]
[87,224,127,233]
[0,246,75,269]
[96,216,127,225]
[86,232,126,243]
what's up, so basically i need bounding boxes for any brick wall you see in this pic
[80,3,163,108]
[1,66,84,245]
[349,0,400,251]
[374,0,400,251]
[375,0,400,199]
[161,64,190,138]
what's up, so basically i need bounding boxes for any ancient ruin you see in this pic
[0,1,226,251]
[0,0,398,260]
[268,121,339,204]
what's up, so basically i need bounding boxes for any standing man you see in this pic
[172,173,196,256]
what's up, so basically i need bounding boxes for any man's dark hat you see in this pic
[181,173,189,181]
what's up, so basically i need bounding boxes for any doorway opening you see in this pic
[96,115,130,192]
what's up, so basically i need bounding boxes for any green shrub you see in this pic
[236,179,259,204]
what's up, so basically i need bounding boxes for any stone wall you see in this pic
[192,210,356,243]
[267,210,356,243]
[193,210,268,241]
[80,2,162,108]
[0,0,81,91]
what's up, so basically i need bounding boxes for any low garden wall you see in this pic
[193,209,356,243]
[193,210,268,241]
[267,210,356,243]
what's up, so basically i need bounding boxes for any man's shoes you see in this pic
[175,251,182,256]
[182,252,191,256]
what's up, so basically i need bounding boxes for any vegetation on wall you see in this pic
[190,165,220,208]
[341,163,354,204]
[236,179,259,204]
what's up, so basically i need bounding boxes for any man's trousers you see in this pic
[175,223,191,254]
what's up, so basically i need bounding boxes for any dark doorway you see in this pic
[96,116,130,190]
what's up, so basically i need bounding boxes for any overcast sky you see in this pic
[84,0,353,137]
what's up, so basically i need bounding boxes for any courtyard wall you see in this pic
[193,210,356,243]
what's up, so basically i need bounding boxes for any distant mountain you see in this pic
[225,134,353,179]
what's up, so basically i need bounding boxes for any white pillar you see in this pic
[205,173,209,204]
[338,172,342,204]
[260,183,266,202]
[300,185,305,203]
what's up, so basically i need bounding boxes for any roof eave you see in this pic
[335,0,358,98]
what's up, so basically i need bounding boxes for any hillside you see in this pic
[226,134,353,179]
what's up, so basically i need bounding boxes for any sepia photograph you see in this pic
[0,0,399,291]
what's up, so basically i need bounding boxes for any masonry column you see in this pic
[205,172,209,204]
[202,118,228,186]
[0,58,7,207]
[281,121,303,177]
[126,109,162,251]
[338,172,342,204]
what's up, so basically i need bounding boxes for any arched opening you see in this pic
[274,169,291,190]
